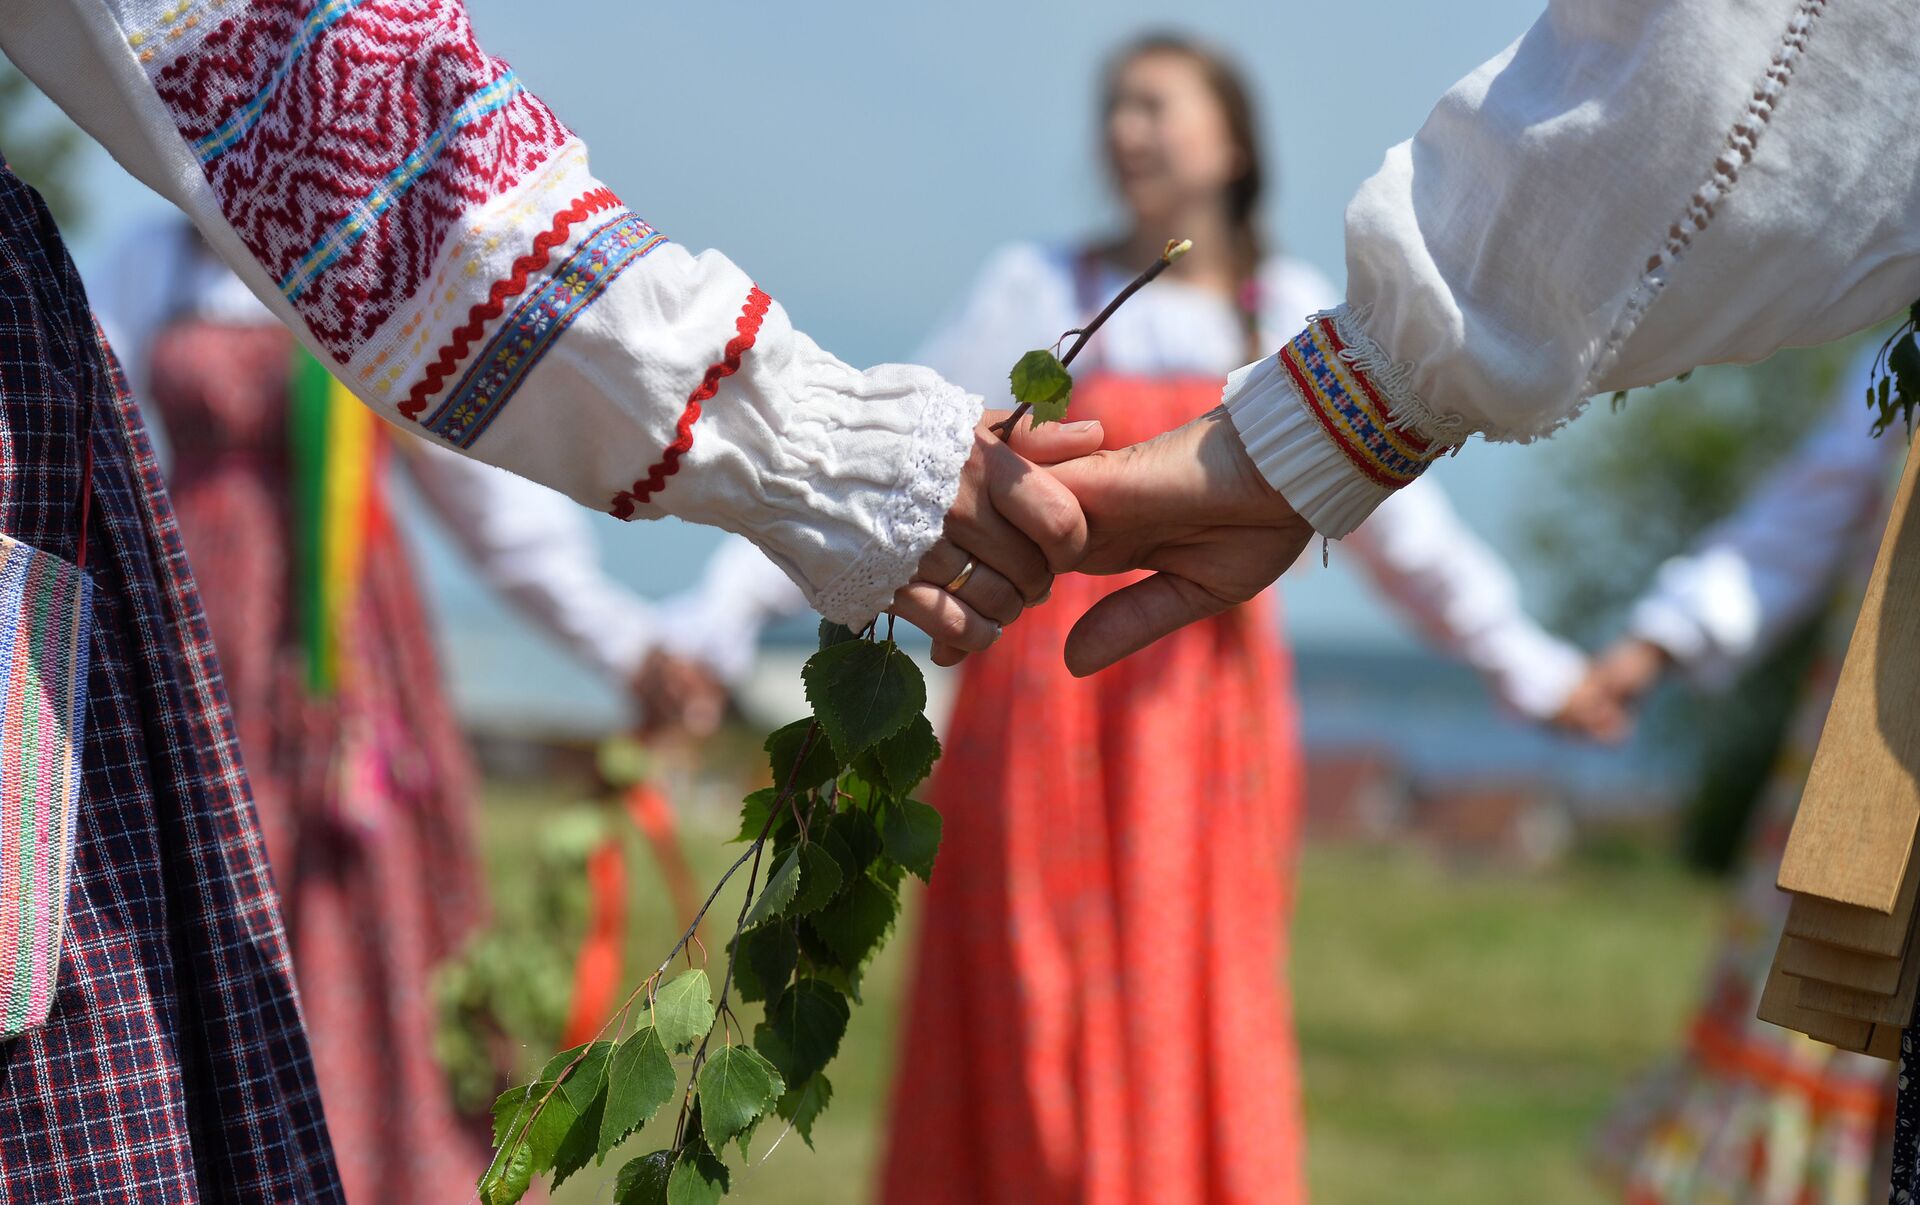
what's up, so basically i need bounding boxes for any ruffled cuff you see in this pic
[808,376,980,623]
[1224,307,1461,538]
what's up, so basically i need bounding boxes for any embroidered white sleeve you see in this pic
[1344,0,1920,447]
[2,0,979,628]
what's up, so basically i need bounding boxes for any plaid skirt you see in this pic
[0,159,341,1199]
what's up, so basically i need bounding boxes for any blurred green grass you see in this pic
[478,784,1720,1204]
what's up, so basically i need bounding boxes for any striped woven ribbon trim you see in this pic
[1279,315,1442,490]
[0,533,93,1037]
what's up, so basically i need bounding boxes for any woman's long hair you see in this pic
[1103,33,1269,359]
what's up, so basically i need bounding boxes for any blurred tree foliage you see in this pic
[0,58,86,230]
[1525,343,1864,874]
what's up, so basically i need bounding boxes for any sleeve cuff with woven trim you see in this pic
[1223,311,1454,538]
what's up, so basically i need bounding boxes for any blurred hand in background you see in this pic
[1553,637,1671,745]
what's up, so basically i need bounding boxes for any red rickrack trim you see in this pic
[609,285,772,518]
[398,185,622,419]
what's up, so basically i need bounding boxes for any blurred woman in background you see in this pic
[94,224,714,1205]
[1563,353,1902,1203]
[869,36,1591,1203]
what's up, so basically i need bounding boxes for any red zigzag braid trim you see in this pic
[609,286,773,519]
[398,186,623,419]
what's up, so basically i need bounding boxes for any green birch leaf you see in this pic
[816,825,861,889]
[731,923,799,1004]
[790,843,842,916]
[731,788,779,844]
[695,1045,785,1154]
[810,871,899,970]
[545,1040,613,1111]
[850,749,888,797]
[665,1139,730,1205]
[599,1026,675,1157]
[1892,333,1920,392]
[802,640,925,760]
[490,1083,541,1147]
[653,970,716,1054]
[817,620,861,649]
[881,798,944,883]
[614,1150,675,1205]
[873,713,940,797]
[754,979,850,1086]
[792,926,865,1003]
[744,846,802,930]
[776,1073,833,1149]
[827,809,883,876]
[491,1079,575,1175]
[734,1112,764,1161]
[477,1137,534,1205]
[550,1092,606,1188]
[525,1090,578,1174]
[1009,348,1073,424]
[765,719,841,792]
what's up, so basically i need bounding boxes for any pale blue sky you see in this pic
[61,0,1578,664]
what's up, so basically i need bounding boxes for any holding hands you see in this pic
[902,406,1314,674]
[1047,408,1313,676]
[896,412,1106,665]
[1552,637,1671,744]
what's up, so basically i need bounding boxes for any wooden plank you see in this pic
[1793,898,1920,1024]
[1783,842,1920,958]
[1776,445,1920,912]
[1777,933,1903,995]
[1866,1021,1904,1062]
[1758,954,1875,1051]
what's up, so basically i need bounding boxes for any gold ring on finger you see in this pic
[944,557,978,593]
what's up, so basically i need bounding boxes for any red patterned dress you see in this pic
[870,245,1585,1204]
[146,318,491,1204]
[880,366,1307,1204]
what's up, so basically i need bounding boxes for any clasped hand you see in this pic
[898,408,1313,675]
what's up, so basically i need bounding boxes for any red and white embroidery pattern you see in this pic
[151,0,572,360]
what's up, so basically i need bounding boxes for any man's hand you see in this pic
[890,413,1105,663]
[1047,407,1314,676]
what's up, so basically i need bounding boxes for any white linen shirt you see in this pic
[3,0,981,625]
[1223,1,1920,539]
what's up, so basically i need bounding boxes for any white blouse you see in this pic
[93,222,666,685]
[4,0,979,626]
[1223,1,1920,541]
[676,244,1588,721]
[1628,347,1895,689]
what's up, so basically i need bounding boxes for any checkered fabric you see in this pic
[0,155,342,1201]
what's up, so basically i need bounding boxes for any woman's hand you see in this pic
[891,413,1107,665]
[1046,407,1314,676]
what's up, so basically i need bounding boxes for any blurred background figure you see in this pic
[1558,353,1903,1202]
[860,35,1583,1203]
[92,220,720,1205]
